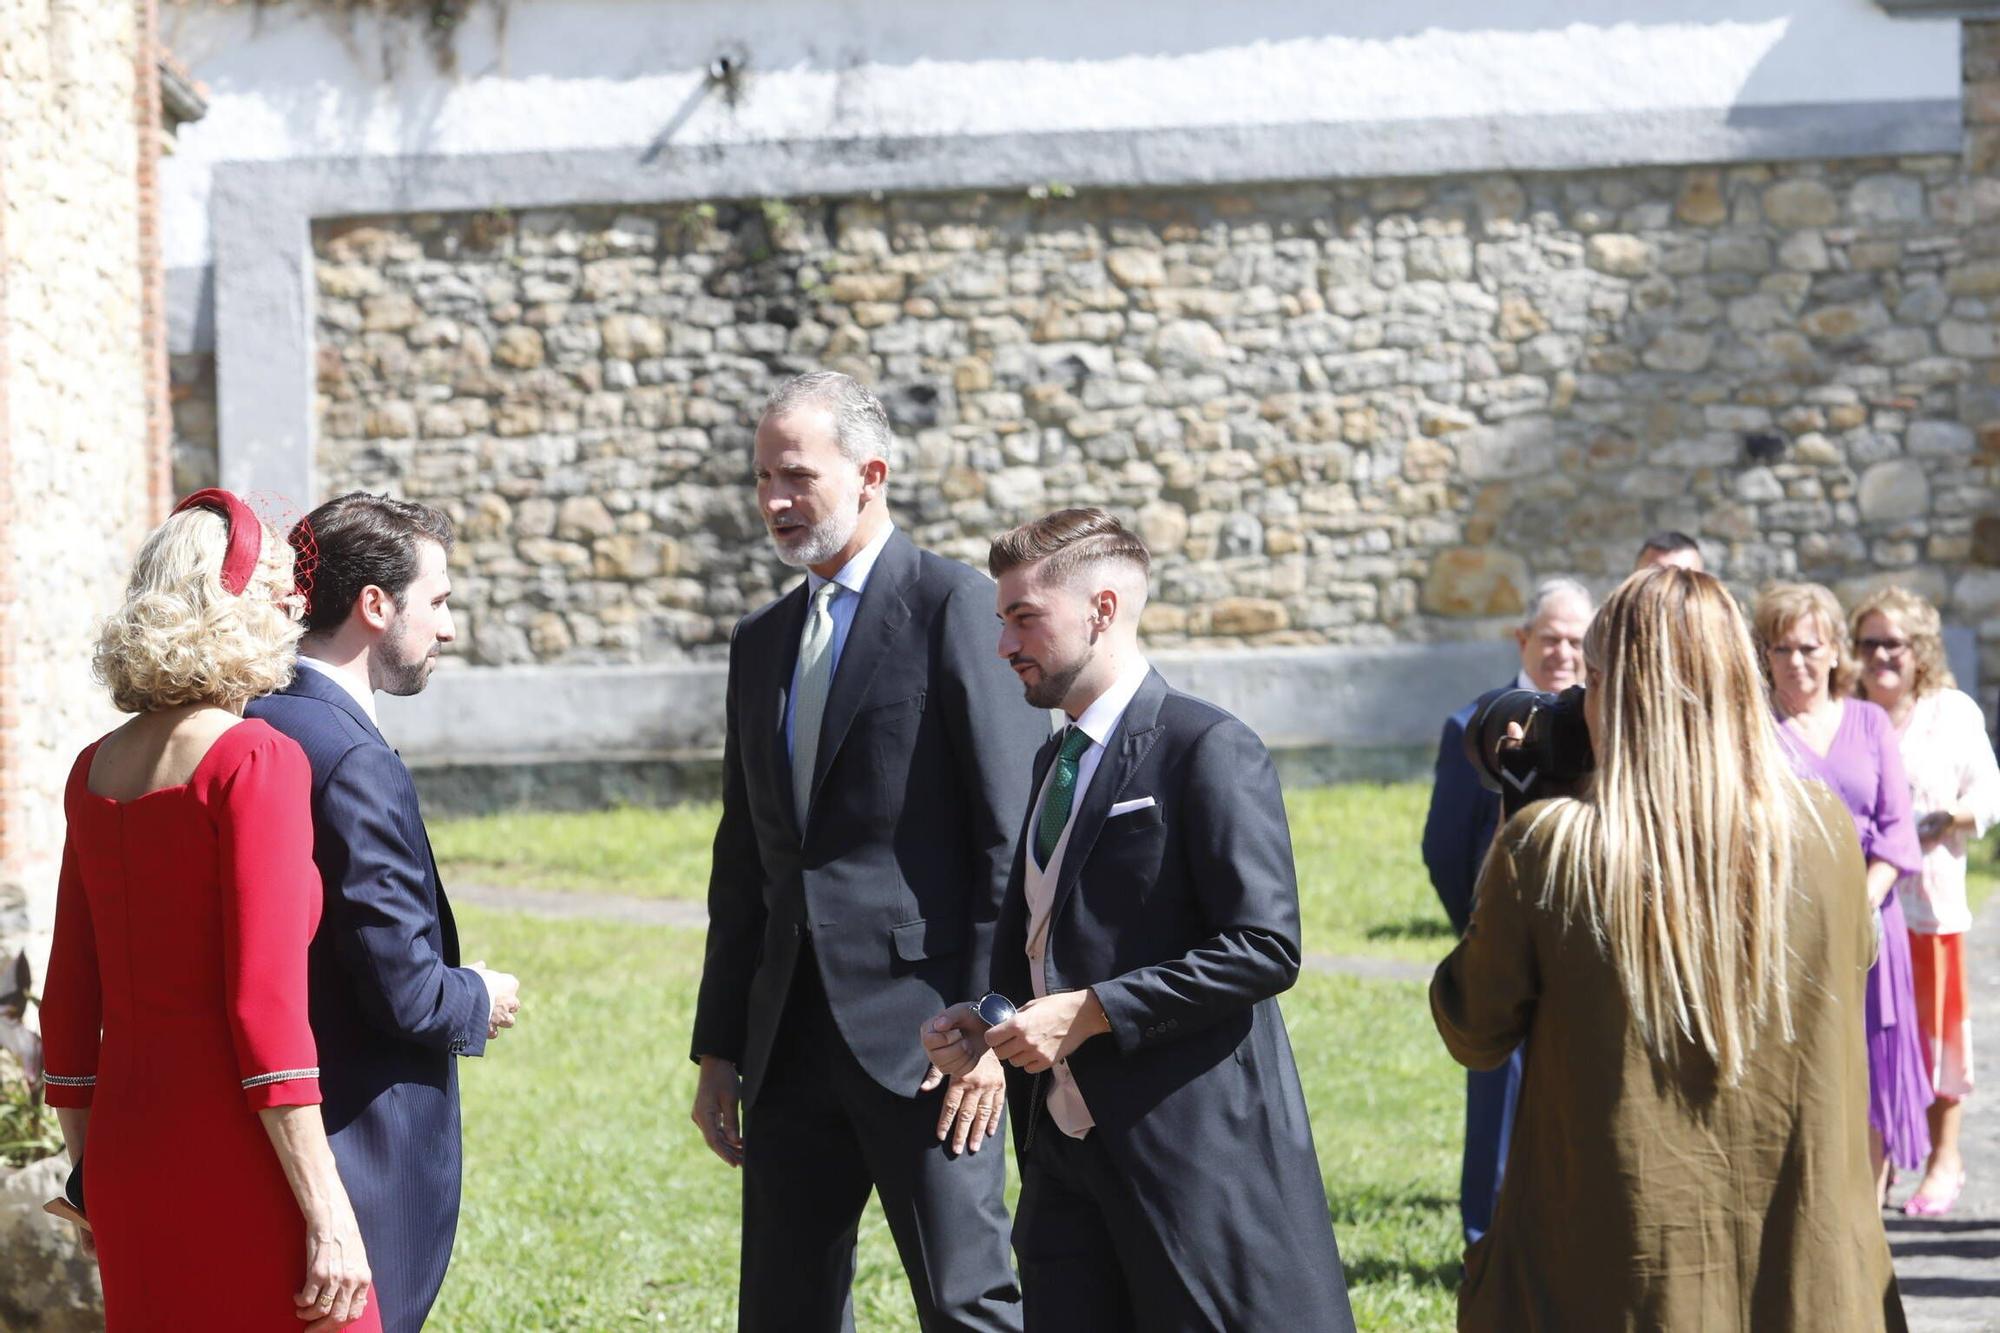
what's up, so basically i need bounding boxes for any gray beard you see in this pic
[773,510,859,569]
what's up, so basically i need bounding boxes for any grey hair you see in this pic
[1521,576,1593,630]
[761,371,895,466]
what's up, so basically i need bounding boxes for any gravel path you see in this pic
[1896,892,2000,1333]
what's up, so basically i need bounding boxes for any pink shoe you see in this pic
[1903,1171,1967,1217]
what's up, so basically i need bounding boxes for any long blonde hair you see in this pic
[1526,567,1819,1085]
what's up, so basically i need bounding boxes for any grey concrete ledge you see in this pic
[382,640,1517,770]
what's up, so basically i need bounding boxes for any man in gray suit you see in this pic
[923,508,1353,1332]
[689,372,1047,1331]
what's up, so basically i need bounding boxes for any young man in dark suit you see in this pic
[922,508,1354,1333]
[689,372,1047,1332]
[1420,575,1590,1245]
[249,493,520,1333]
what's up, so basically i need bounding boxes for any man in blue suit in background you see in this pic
[1421,576,1590,1245]
[251,492,520,1332]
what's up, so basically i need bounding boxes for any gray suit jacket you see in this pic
[691,530,1051,1103]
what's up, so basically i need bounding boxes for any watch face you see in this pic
[973,993,1017,1029]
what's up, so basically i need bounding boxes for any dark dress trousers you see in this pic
[1420,684,1524,1245]
[249,669,491,1333]
[991,669,1355,1333]
[690,530,1050,1333]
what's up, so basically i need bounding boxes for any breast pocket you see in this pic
[859,691,927,776]
[1088,809,1171,904]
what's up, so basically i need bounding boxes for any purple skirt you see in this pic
[1866,891,1935,1170]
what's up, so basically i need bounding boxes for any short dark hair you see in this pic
[1637,530,1702,561]
[297,492,454,634]
[988,507,1151,587]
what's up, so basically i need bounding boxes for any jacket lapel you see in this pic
[803,531,917,817]
[1046,669,1170,931]
[747,583,811,838]
[282,664,387,745]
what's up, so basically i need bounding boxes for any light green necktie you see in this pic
[1034,726,1094,869]
[791,580,841,827]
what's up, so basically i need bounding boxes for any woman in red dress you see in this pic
[39,491,378,1331]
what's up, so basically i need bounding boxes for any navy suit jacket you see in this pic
[1420,685,1511,934]
[993,670,1354,1330]
[248,668,489,1333]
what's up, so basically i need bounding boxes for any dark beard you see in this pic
[374,616,436,697]
[378,652,433,697]
[1021,657,1086,710]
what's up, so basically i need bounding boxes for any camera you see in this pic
[1462,685,1594,817]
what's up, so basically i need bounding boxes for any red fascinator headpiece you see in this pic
[171,489,264,596]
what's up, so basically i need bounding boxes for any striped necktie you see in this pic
[1034,725,1094,869]
[790,580,841,827]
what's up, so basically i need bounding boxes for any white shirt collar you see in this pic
[1515,668,1535,691]
[806,521,895,599]
[1069,655,1152,749]
[296,654,379,724]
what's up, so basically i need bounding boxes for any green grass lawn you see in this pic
[431,783,1455,962]
[434,909,1461,1332]
[427,782,2000,1331]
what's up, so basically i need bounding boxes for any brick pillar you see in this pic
[136,0,169,519]
[0,77,15,920]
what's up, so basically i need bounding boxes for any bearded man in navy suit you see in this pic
[249,493,520,1332]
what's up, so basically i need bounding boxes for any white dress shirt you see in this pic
[296,654,378,724]
[1023,653,1152,1138]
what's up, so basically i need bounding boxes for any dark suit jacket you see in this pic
[1420,685,1509,934]
[992,669,1354,1331]
[248,669,490,1333]
[691,530,1051,1104]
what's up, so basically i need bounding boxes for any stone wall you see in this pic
[0,0,159,957]
[282,143,2000,680]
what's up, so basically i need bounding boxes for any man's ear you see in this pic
[356,584,395,633]
[1513,625,1530,652]
[859,457,889,503]
[1093,587,1120,629]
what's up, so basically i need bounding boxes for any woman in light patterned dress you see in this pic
[1850,586,2000,1216]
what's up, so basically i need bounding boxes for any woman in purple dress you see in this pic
[1754,582,1929,1202]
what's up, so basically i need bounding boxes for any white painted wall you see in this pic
[163,0,1960,274]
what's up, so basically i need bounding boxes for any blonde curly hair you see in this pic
[93,505,301,713]
[1849,585,1956,702]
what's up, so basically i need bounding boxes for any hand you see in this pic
[691,1056,744,1167]
[929,1050,1007,1154]
[294,1200,371,1329]
[918,1003,986,1079]
[73,1222,96,1259]
[467,961,521,1039]
[1917,809,1963,851]
[985,990,1108,1074]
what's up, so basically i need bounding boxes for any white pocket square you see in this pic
[1108,796,1157,817]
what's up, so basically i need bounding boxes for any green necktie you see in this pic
[1034,726,1094,869]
